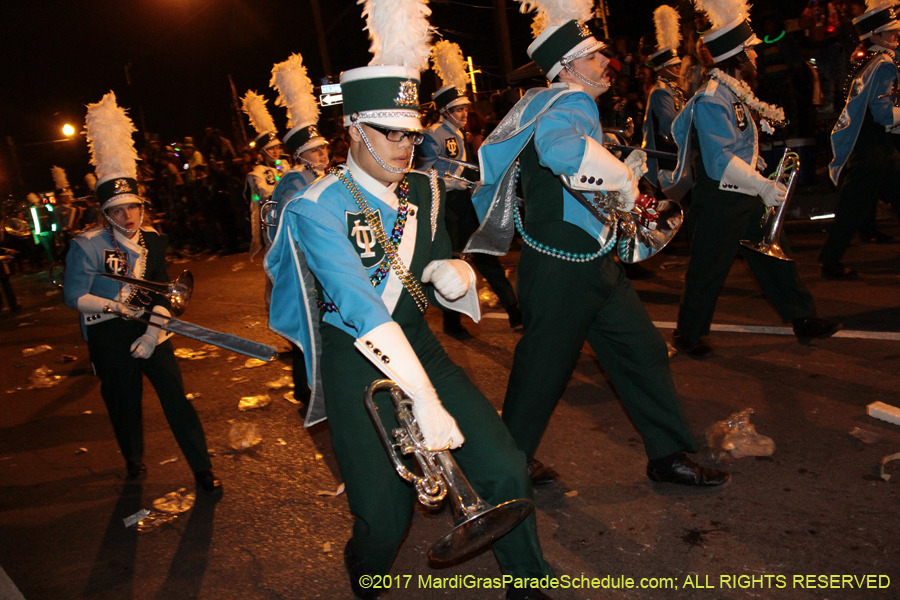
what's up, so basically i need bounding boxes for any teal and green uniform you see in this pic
[265,155,550,578]
[469,83,697,463]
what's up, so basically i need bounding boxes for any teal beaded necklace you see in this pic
[511,162,616,262]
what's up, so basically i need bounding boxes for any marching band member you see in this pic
[820,0,900,279]
[267,52,329,409]
[642,5,686,192]
[467,0,729,490]
[417,40,522,336]
[663,0,840,356]
[242,91,287,258]
[63,92,220,492]
[264,2,552,598]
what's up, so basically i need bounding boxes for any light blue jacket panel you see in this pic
[830,54,899,183]
[267,167,317,243]
[642,85,679,187]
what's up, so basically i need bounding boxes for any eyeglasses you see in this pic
[365,123,425,145]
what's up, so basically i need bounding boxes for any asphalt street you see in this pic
[0,217,898,600]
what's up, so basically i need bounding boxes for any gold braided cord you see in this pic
[332,169,429,313]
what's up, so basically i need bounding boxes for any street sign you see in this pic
[320,93,343,107]
[321,84,341,95]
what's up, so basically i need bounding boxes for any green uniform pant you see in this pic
[677,164,816,344]
[320,318,550,578]
[819,128,900,267]
[503,221,697,462]
[88,318,212,473]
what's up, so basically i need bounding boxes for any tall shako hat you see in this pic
[85,92,141,211]
[522,0,605,81]
[694,0,761,63]
[270,53,326,158]
[84,173,97,192]
[242,91,281,150]
[51,166,72,196]
[431,41,471,111]
[649,6,682,71]
[853,0,900,40]
[340,0,433,132]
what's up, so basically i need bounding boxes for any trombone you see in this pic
[364,379,534,562]
[98,270,277,361]
[740,150,799,262]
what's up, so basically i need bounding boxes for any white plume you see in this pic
[84,92,138,182]
[694,0,751,31]
[84,173,97,191]
[270,54,319,130]
[242,91,277,136]
[654,6,682,51]
[51,166,70,191]
[431,41,469,90]
[27,193,40,205]
[866,0,898,11]
[360,0,433,71]
[518,0,593,36]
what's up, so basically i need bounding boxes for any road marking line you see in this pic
[652,321,900,341]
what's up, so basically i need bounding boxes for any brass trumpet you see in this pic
[740,150,799,262]
[364,379,534,562]
[101,270,194,316]
[559,175,683,263]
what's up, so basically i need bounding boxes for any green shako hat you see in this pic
[695,0,761,63]
[340,0,434,132]
[84,92,142,210]
[853,0,900,40]
[430,41,471,111]
[522,0,604,81]
[270,53,327,158]
[648,6,682,71]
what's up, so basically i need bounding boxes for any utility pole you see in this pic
[309,0,333,77]
[493,0,514,84]
[595,0,609,39]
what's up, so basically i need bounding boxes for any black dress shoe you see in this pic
[821,264,858,280]
[647,452,730,487]
[527,458,558,487]
[792,317,841,341]
[507,586,553,600]
[506,304,523,330]
[344,540,381,600]
[126,461,147,479]
[194,470,223,493]
[672,330,712,356]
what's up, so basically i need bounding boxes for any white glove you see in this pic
[130,332,158,359]
[355,322,464,450]
[760,181,787,207]
[421,260,475,302]
[721,156,785,206]
[76,294,140,318]
[887,107,900,133]
[624,150,648,180]
[616,171,639,212]
[756,156,767,171]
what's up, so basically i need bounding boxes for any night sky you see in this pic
[2,0,801,197]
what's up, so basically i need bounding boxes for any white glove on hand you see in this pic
[411,386,465,451]
[624,150,648,180]
[760,181,787,207]
[76,294,140,318]
[421,260,474,302]
[355,322,464,450]
[756,156,767,171]
[616,172,639,212]
[130,332,158,359]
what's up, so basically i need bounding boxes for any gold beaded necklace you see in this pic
[331,168,429,313]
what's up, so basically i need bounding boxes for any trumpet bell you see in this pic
[740,239,793,261]
[429,498,533,562]
[617,200,684,263]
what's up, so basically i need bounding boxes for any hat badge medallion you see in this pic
[394,80,419,107]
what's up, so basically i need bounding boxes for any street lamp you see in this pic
[62,124,75,137]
